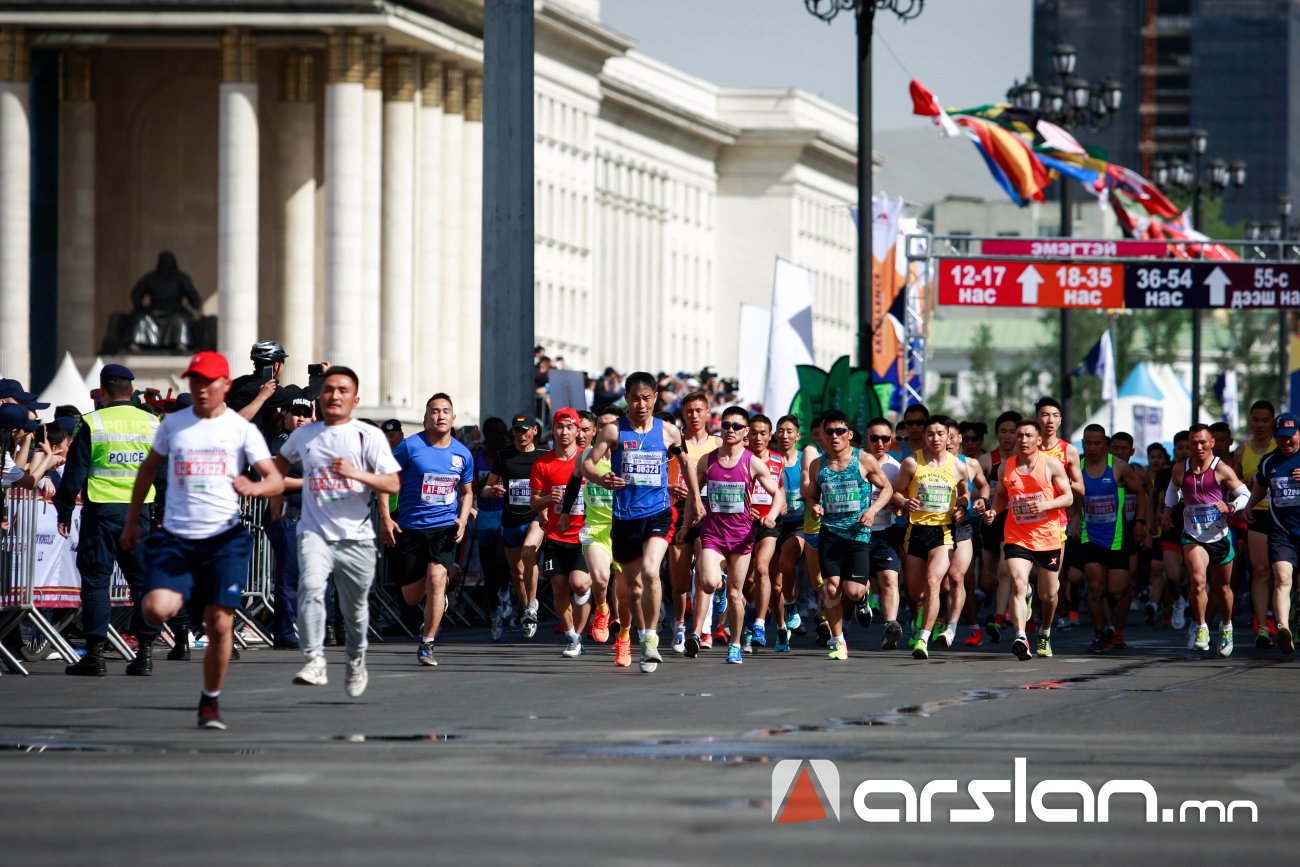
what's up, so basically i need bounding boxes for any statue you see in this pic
[116,251,212,353]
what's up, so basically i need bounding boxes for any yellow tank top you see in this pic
[1240,440,1273,511]
[908,451,957,527]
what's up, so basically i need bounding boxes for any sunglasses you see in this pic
[719,421,747,432]
[824,427,851,437]
[961,435,982,443]
[905,418,925,425]
[868,434,892,443]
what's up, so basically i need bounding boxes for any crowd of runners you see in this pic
[3,343,1298,731]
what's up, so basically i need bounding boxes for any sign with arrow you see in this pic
[936,259,1124,308]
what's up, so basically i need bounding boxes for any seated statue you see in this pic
[122,251,206,352]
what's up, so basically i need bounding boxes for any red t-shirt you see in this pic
[751,452,784,518]
[530,450,584,543]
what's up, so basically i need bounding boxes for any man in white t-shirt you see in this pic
[122,352,284,731]
[275,367,400,698]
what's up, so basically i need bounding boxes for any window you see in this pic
[939,372,959,399]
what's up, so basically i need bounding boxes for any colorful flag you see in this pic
[908,79,961,137]
[955,115,1050,206]
[1079,330,1117,403]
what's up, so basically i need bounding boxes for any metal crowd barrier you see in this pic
[0,490,82,676]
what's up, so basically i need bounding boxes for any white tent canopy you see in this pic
[1070,362,1215,459]
[37,352,94,419]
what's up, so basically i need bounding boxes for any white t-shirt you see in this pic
[152,406,272,539]
[278,419,400,542]
[871,453,902,532]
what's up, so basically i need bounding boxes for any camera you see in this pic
[307,363,325,377]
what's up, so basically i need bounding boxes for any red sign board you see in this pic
[937,259,1126,308]
[980,239,1169,259]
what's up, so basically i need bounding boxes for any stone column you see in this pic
[324,32,365,367]
[439,65,464,403]
[380,53,415,408]
[460,72,483,418]
[57,50,95,364]
[360,36,383,390]
[0,27,30,383]
[414,57,443,405]
[218,29,259,363]
[277,52,315,366]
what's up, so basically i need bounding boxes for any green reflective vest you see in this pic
[85,404,158,504]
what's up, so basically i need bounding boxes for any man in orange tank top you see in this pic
[985,418,1074,662]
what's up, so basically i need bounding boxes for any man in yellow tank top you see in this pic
[1235,399,1277,647]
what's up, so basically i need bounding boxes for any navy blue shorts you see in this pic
[145,524,253,610]
[500,522,535,550]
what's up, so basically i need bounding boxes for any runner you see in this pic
[939,419,990,649]
[1152,433,1191,631]
[1108,431,1148,601]
[805,409,894,660]
[684,407,780,663]
[1236,400,1277,648]
[891,416,972,660]
[864,417,905,645]
[891,402,928,461]
[742,413,786,653]
[578,372,700,673]
[770,414,805,653]
[801,415,830,645]
[981,411,1021,644]
[1078,425,1145,652]
[1245,412,1300,653]
[473,417,510,641]
[1035,397,1086,631]
[667,391,718,653]
[481,414,545,637]
[983,418,1074,661]
[275,367,400,696]
[381,393,475,667]
[530,408,592,659]
[121,351,285,729]
[1163,424,1252,656]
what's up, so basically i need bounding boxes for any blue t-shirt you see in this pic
[393,432,474,529]
[1259,449,1300,536]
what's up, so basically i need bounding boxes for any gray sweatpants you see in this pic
[297,531,377,659]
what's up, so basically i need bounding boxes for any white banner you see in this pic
[763,258,815,417]
[33,500,82,607]
[737,304,771,407]
[546,369,588,417]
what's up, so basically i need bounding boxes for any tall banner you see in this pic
[1290,310,1300,416]
[1132,404,1163,454]
[737,304,772,407]
[871,194,906,402]
[764,258,816,420]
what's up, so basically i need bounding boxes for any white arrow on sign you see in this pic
[1018,265,1044,305]
[1205,266,1230,306]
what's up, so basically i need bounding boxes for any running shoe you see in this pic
[1193,624,1210,651]
[815,618,831,648]
[640,633,662,673]
[826,639,848,661]
[962,630,983,648]
[1053,615,1073,631]
[293,654,328,686]
[1087,634,1109,654]
[726,644,743,664]
[1217,626,1234,658]
[699,633,714,650]
[912,638,929,660]
[1110,631,1127,650]
[1171,598,1187,630]
[882,620,903,651]
[417,641,438,667]
[197,694,226,730]
[609,617,622,637]
[613,634,632,667]
[784,602,802,632]
[939,625,957,648]
[712,591,727,616]
[561,638,584,658]
[345,655,368,698]
[1036,636,1053,658]
[741,628,754,655]
[1278,626,1295,654]
[1144,602,1157,626]
[490,612,504,643]
[752,621,767,647]
[984,619,1002,644]
[712,624,729,644]
[1011,636,1031,661]
[591,609,611,644]
[672,627,686,654]
[1255,628,1272,649]
[521,602,539,639]
[854,600,874,629]
[684,634,701,658]
[774,628,791,653]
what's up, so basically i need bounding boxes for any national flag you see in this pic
[1078,330,1117,403]
[1036,119,1087,155]
[908,79,961,138]
[1213,370,1239,427]
[955,115,1050,206]
[1104,163,1180,219]
[764,258,816,420]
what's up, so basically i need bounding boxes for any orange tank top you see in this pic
[1002,453,1065,552]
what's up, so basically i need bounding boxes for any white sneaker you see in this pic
[561,639,583,658]
[1171,598,1187,630]
[1193,624,1210,652]
[938,625,957,648]
[1217,627,1234,658]
[345,654,368,697]
[293,654,328,686]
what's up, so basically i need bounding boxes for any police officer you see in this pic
[227,339,326,439]
[55,364,161,676]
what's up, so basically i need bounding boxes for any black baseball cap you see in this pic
[381,419,403,433]
[511,413,539,431]
[100,363,135,381]
[0,404,40,432]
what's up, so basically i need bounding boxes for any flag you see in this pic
[955,115,1050,206]
[1104,163,1180,219]
[764,258,816,420]
[1036,119,1086,156]
[1079,330,1117,402]
[737,304,772,407]
[1213,370,1239,427]
[908,79,961,138]
[1132,404,1163,454]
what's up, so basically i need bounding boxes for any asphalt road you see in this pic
[2,619,1297,865]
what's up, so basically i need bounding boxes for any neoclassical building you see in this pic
[0,0,861,419]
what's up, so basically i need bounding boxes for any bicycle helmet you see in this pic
[250,339,288,366]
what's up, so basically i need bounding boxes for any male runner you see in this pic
[891,403,928,461]
[1152,432,1191,630]
[1245,412,1300,653]
[578,372,699,672]
[668,391,718,652]
[806,410,894,660]
[122,352,284,729]
[1078,425,1144,652]
[800,415,830,645]
[530,408,592,658]
[770,414,806,652]
[891,416,971,659]
[938,419,989,648]
[684,407,780,663]
[382,394,474,667]
[481,415,545,637]
[981,411,1021,644]
[1236,400,1277,647]
[983,418,1073,661]
[742,413,786,652]
[276,367,400,696]
[1164,424,1251,656]
[864,417,905,644]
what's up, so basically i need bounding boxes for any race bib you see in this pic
[916,481,953,513]
[173,448,228,484]
[752,483,774,506]
[708,480,747,514]
[308,467,356,504]
[584,482,613,509]
[823,480,862,515]
[554,485,584,516]
[622,450,663,487]
[1185,503,1225,534]
[1270,475,1300,509]
[1123,497,1137,522]
[1083,494,1118,525]
[1011,493,1047,524]
[421,472,457,506]
[787,488,803,511]
[507,478,532,507]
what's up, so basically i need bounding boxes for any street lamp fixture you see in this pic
[1191,127,1208,156]
[1280,194,1294,220]
[1052,42,1076,76]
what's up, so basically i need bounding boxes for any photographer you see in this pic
[226,339,327,439]
[2,404,62,492]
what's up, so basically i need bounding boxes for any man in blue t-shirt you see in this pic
[380,392,474,667]
[1246,412,1300,655]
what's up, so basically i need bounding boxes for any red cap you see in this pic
[182,351,231,381]
[552,407,580,427]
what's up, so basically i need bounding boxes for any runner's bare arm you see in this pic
[860,452,893,526]
[331,458,399,495]
[986,472,1008,523]
[1065,444,1086,500]
[669,425,702,511]
[1214,462,1251,515]
[455,482,473,542]
[805,456,823,517]
[582,422,620,487]
[1044,457,1074,512]
[967,458,991,504]
[891,457,919,512]
[235,458,285,498]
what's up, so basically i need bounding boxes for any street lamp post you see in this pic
[803,0,925,377]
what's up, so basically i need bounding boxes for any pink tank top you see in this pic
[1181,457,1228,542]
[702,448,755,548]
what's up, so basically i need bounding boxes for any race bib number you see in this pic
[787,488,803,511]
[507,478,532,507]
[173,449,228,478]
[1270,475,1300,509]
[1083,494,1118,525]
[752,483,774,506]
[916,481,953,513]
[822,481,862,515]
[1123,497,1137,522]
[1185,503,1225,535]
[1011,493,1047,524]
[421,473,457,506]
[308,467,356,504]
[584,482,612,509]
[553,485,584,516]
[622,450,664,487]
[708,480,747,514]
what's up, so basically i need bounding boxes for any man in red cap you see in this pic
[530,408,592,658]
[121,351,285,730]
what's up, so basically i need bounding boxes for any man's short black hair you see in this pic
[1250,399,1275,416]
[1173,429,1190,443]
[1083,423,1107,438]
[426,392,454,409]
[1208,421,1232,435]
[903,402,929,418]
[1111,431,1134,445]
[625,371,656,395]
[994,411,1022,430]
[324,365,360,390]
[822,409,849,427]
[720,405,750,423]
[1035,396,1062,413]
